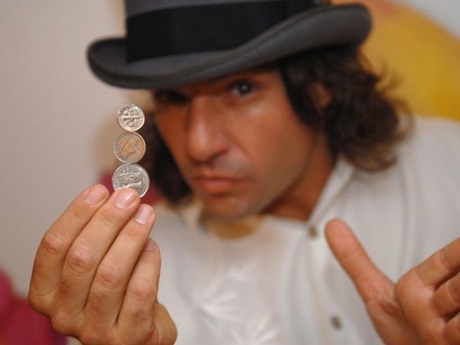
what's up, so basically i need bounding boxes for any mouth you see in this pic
[192,174,242,195]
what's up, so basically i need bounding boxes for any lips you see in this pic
[194,176,235,194]
[191,174,243,195]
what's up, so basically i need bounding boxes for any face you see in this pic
[153,69,329,221]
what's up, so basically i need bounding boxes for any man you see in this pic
[29,1,460,344]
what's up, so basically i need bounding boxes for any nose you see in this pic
[185,96,229,163]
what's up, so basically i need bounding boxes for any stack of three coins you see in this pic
[111,104,150,197]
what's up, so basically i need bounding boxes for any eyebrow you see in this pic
[151,66,277,94]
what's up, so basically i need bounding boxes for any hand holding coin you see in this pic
[29,104,176,345]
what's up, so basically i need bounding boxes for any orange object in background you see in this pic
[335,0,460,120]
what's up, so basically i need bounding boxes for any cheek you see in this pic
[255,143,303,189]
[247,115,312,166]
[244,118,313,190]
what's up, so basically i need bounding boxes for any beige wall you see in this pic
[0,1,146,295]
[0,0,459,298]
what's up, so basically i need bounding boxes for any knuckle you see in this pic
[88,264,124,309]
[59,273,80,298]
[379,294,401,318]
[451,237,460,253]
[71,201,94,221]
[443,316,460,344]
[80,325,118,345]
[50,309,76,335]
[448,279,460,304]
[97,204,132,229]
[439,237,460,271]
[439,250,456,271]
[394,275,409,298]
[123,223,148,240]
[96,261,124,290]
[117,312,156,344]
[50,315,67,334]
[41,231,67,256]
[393,274,415,312]
[128,282,156,303]
[130,306,152,324]
[66,243,95,275]
[27,288,50,313]
[79,329,105,345]
[87,290,110,312]
[98,206,120,226]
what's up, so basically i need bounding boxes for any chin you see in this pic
[201,195,267,221]
[204,204,252,221]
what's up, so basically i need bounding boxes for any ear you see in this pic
[310,82,332,110]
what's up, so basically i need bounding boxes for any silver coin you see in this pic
[112,163,150,197]
[117,104,145,132]
[113,131,146,164]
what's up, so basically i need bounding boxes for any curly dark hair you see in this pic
[138,45,411,204]
[279,45,411,171]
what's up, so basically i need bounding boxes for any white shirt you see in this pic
[152,116,460,345]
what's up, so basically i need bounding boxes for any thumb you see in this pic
[325,218,393,303]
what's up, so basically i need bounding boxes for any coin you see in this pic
[113,131,146,164]
[117,104,145,132]
[112,163,150,197]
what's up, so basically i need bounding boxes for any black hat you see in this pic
[87,0,371,89]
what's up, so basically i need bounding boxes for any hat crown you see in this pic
[125,0,328,61]
[126,0,326,17]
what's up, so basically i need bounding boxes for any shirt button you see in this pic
[308,226,319,238]
[330,315,342,330]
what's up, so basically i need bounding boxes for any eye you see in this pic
[229,80,257,97]
[154,89,189,105]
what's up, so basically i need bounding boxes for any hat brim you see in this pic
[87,4,371,89]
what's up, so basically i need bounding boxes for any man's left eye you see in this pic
[230,81,255,96]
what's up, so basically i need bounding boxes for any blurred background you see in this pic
[0,0,459,301]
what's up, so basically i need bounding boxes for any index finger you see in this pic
[416,237,460,288]
[29,184,110,308]
[325,219,393,303]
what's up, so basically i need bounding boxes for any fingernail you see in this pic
[114,189,136,209]
[135,204,154,225]
[84,185,107,205]
[144,238,156,252]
